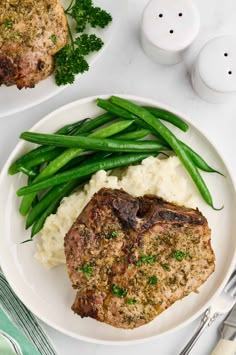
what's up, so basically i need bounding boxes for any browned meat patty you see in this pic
[64,188,215,329]
[0,0,68,89]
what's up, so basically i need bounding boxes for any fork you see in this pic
[179,269,236,355]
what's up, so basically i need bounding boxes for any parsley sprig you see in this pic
[66,0,112,33]
[54,0,112,86]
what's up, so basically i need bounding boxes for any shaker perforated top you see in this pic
[141,0,200,64]
[197,35,236,93]
[191,35,236,103]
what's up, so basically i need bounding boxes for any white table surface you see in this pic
[1,0,236,354]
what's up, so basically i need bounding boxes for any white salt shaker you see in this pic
[140,0,200,65]
[191,35,236,103]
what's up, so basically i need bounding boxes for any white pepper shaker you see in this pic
[191,35,236,103]
[140,0,200,65]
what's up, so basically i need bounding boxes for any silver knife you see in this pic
[211,303,236,355]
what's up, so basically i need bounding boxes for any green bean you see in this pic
[27,167,40,208]
[58,154,89,172]
[8,121,88,175]
[9,146,58,175]
[17,153,151,196]
[135,132,222,175]
[18,166,38,177]
[61,130,150,172]
[19,120,134,216]
[30,199,61,238]
[117,124,222,175]
[55,118,89,135]
[20,132,168,152]
[110,96,222,210]
[181,141,224,175]
[59,151,112,173]
[13,148,65,175]
[104,98,216,173]
[9,113,116,176]
[144,107,189,132]
[63,152,112,173]
[23,148,64,168]
[28,169,37,185]
[26,180,79,229]
[80,151,114,165]
[72,112,117,134]
[96,98,189,132]
[96,98,137,120]
[30,179,85,238]
[96,98,164,140]
[114,128,151,140]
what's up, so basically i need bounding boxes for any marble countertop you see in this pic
[1,0,236,354]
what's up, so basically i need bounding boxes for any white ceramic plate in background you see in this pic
[0,95,235,345]
[0,0,122,118]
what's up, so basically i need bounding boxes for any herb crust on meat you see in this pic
[0,0,68,88]
[64,188,215,329]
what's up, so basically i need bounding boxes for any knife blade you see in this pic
[211,303,236,355]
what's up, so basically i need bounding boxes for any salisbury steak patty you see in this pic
[64,188,215,329]
[0,0,68,88]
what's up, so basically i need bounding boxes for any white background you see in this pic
[1,0,236,354]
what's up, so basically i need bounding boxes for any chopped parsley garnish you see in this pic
[54,0,112,85]
[126,298,137,305]
[77,263,92,276]
[4,19,13,30]
[105,230,118,239]
[161,263,170,271]
[170,250,190,262]
[111,284,127,298]
[136,254,155,266]
[10,33,20,40]
[148,276,158,285]
[50,34,57,44]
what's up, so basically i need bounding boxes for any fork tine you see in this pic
[224,269,236,295]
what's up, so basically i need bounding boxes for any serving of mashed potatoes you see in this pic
[35,156,201,269]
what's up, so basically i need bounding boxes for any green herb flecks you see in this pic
[148,276,158,285]
[50,34,57,44]
[126,298,137,305]
[111,284,127,298]
[105,230,118,239]
[77,263,92,276]
[10,33,20,40]
[4,19,14,30]
[170,250,190,262]
[136,254,155,266]
[161,263,170,271]
[55,0,112,86]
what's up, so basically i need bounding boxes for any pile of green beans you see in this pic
[10,96,223,239]
[110,96,223,209]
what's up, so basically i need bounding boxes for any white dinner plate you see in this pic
[0,95,236,345]
[0,0,122,118]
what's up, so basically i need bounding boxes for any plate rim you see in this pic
[0,93,236,345]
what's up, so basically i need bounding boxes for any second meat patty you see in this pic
[0,0,68,88]
[64,188,215,329]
